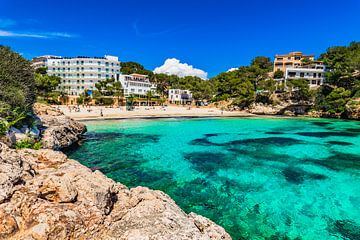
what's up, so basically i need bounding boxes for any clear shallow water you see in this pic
[66,117,360,240]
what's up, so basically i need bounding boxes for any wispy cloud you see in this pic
[0,17,78,39]
[0,18,16,28]
[0,29,78,39]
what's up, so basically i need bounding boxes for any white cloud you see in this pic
[154,58,208,79]
[0,30,47,38]
[227,67,238,72]
[0,29,77,38]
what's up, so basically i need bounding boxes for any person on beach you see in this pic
[100,109,103,117]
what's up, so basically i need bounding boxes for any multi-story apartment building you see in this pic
[118,73,156,97]
[31,55,61,69]
[275,63,326,88]
[285,63,326,88]
[32,55,121,96]
[168,89,192,104]
[273,52,315,73]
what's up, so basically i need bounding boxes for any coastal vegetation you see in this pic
[1,41,359,125]
[121,42,359,117]
[0,46,35,136]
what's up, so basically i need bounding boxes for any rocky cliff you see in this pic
[0,104,231,240]
[33,103,87,150]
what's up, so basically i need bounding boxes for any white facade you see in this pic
[31,55,61,69]
[33,55,121,96]
[118,73,154,97]
[285,64,326,88]
[168,89,192,104]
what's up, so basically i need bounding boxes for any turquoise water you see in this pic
[66,117,360,240]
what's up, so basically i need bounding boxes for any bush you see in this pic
[15,138,42,150]
[0,46,35,111]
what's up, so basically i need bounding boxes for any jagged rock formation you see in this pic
[0,143,230,239]
[33,103,87,150]
[0,104,231,239]
[345,98,360,120]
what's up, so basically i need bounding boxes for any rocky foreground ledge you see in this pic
[0,104,231,240]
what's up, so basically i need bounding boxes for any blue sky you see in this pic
[0,0,359,78]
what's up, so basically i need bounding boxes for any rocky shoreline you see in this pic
[247,100,360,120]
[0,104,231,240]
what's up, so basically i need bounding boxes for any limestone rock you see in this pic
[37,175,77,203]
[0,143,231,239]
[0,143,23,204]
[345,98,360,120]
[33,103,86,150]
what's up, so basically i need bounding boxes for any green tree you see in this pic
[35,67,47,75]
[251,56,273,71]
[301,57,313,65]
[317,87,351,114]
[120,61,153,76]
[0,46,35,111]
[319,41,360,91]
[287,79,312,102]
[273,69,284,79]
[78,90,92,105]
[146,90,153,106]
[34,73,61,97]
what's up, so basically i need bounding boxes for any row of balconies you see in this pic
[49,62,119,67]
[48,69,119,73]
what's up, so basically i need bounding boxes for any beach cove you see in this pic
[67,117,360,239]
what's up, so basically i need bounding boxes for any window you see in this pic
[311,80,317,85]
[288,72,296,77]
[77,80,80,83]
[98,68,101,72]
[295,57,301,60]
[300,72,305,77]
[313,73,316,78]
[318,73,322,77]
[97,61,101,65]
[81,80,84,83]
[98,74,101,78]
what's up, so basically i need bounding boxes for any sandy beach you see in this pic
[57,105,254,120]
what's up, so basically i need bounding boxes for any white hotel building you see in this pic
[32,55,157,98]
[168,89,192,104]
[118,73,156,97]
[32,55,121,96]
[285,64,326,87]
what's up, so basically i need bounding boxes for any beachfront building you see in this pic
[275,63,326,89]
[285,63,326,87]
[118,73,155,97]
[168,89,192,105]
[273,52,315,73]
[31,55,121,96]
[31,55,62,69]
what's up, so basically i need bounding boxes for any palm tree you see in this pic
[113,81,123,107]
[126,94,135,111]
[146,90,153,106]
